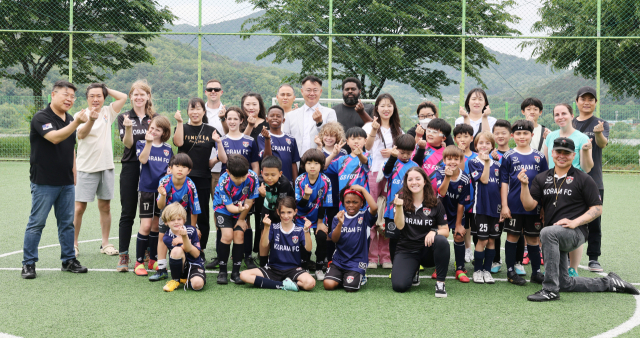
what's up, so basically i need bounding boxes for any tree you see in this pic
[521,0,640,100]
[238,0,519,99]
[0,0,175,106]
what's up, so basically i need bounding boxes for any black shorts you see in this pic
[384,217,400,239]
[182,262,206,290]
[464,212,474,230]
[325,264,362,291]
[504,214,543,237]
[258,265,307,282]
[215,211,248,231]
[471,214,501,240]
[139,192,160,218]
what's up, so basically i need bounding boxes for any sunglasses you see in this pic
[205,87,222,92]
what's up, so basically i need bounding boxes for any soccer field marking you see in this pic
[592,295,640,338]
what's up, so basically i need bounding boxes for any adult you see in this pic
[407,101,454,146]
[241,92,269,141]
[276,84,298,114]
[73,83,127,258]
[282,75,337,156]
[333,77,373,152]
[519,137,638,301]
[202,79,227,196]
[22,80,89,279]
[572,86,610,272]
[455,88,497,152]
[116,80,158,272]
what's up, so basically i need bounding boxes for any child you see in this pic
[435,145,471,283]
[160,202,206,292]
[467,131,501,284]
[255,155,295,267]
[324,185,378,292]
[134,115,173,276]
[489,119,513,273]
[412,118,452,192]
[150,153,201,282]
[520,97,550,152]
[295,149,333,280]
[212,154,260,284]
[257,105,300,182]
[453,123,477,263]
[500,120,548,286]
[239,197,316,291]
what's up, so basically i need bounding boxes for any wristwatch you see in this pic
[316,121,322,127]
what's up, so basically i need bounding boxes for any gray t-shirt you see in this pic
[334,103,374,131]
[572,116,610,189]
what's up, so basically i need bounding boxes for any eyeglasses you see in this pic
[303,88,321,94]
[426,129,443,137]
[205,87,222,92]
[54,91,76,101]
[418,114,435,119]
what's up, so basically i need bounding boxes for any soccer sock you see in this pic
[454,241,466,271]
[158,259,167,270]
[244,229,253,258]
[232,242,244,273]
[483,249,495,272]
[516,236,525,263]
[217,243,230,273]
[136,233,149,263]
[259,255,268,267]
[528,244,541,274]
[505,240,517,273]
[149,231,158,261]
[254,276,283,290]
[494,237,501,262]
[315,230,327,269]
[474,250,484,272]
[169,258,183,281]
[216,230,222,257]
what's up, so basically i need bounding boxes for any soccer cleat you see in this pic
[148,259,158,271]
[419,265,424,271]
[431,271,437,279]
[315,270,325,281]
[149,269,168,282]
[244,257,258,270]
[144,249,150,265]
[540,251,544,265]
[382,262,393,269]
[61,259,88,273]
[455,270,470,283]
[134,262,148,276]
[230,272,244,284]
[180,279,188,284]
[568,267,579,277]
[507,270,527,286]
[117,252,130,272]
[21,264,36,279]
[217,271,228,284]
[282,278,299,292]
[388,273,392,279]
[412,271,420,286]
[464,248,472,263]
[527,289,560,302]
[522,252,530,265]
[473,271,484,284]
[361,275,367,286]
[490,261,502,274]
[589,260,604,272]
[435,282,447,298]
[530,272,545,284]
[205,258,220,270]
[163,280,180,292]
[608,272,640,295]
[514,263,526,276]
[367,262,378,269]
[483,271,495,284]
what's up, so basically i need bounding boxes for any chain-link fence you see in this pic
[1,0,639,170]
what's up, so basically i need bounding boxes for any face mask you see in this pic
[419,118,432,129]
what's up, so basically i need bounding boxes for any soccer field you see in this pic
[0,161,638,338]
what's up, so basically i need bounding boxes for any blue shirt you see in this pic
[136,141,173,192]
[162,225,204,267]
[323,148,348,206]
[383,158,419,219]
[212,170,260,217]
[325,153,371,210]
[268,223,307,270]
[157,175,201,225]
[544,129,590,171]
[257,132,301,182]
[329,209,376,275]
[435,169,471,228]
[294,173,333,227]
[220,134,260,173]
[468,157,502,218]
[500,148,548,215]
[463,152,478,213]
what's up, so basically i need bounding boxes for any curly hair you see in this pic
[399,167,438,212]
[318,121,345,147]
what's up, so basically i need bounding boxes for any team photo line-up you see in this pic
[23,75,638,301]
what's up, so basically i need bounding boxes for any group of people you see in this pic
[22,75,639,301]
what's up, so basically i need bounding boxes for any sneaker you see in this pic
[205,258,220,270]
[117,252,129,272]
[435,282,447,298]
[230,271,244,284]
[507,270,527,286]
[464,248,472,263]
[522,252,530,265]
[431,271,437,279]
[134,262,148,276]
[148,259,158,271]
[527,289,560,302]
[608,272,640,295]
[412,271,420,286]
[61,259,88,273]
[483,271,495,284]
[217,271,228,284]
[455,270,470,283]
[382,262,393,269]
[473,271,484,284]
[21,264,36,279]
[367,262,378,269]
[282,278,299,291]
[163,279,180,292]
[490,261,502,274]
[530,272,545,284]
[149,269,168,282]
[361,275,368,286]
[244,257,258,270]
[316,270,325,281]
[514,263,526,276]
[589,260,604,272]
[568,267,579,277]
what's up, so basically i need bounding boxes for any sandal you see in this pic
[74,245,79,257]
[100,244,119,256]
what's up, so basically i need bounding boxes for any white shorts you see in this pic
[75,169,115,202]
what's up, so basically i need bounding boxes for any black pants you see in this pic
[189,176,211,250]
[586,189,604,260]
[118,161,140,253]
[391,235,450,292]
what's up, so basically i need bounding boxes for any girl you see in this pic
[241,92,269,141]
[455,88,497,152]
[390,167,450,298]
[363,93,403,269]
[239,197,316,291]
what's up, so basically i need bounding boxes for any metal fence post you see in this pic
[505,102,509,119]
[197,0,203,98]
[327,0,333,99]
[68,0,74,82]
[596,0,601,117]
[459,0,466,107]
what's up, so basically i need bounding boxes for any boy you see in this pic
[150,153,201,281]
[491,119,512,162]
[257,105,300,182]
[212,154,260,284]
[521,97,550,152]
[412,118,452,192]
[500,120,548,286]
[453,123,477,263]
[435,145,471,283]
[161,202,206,292]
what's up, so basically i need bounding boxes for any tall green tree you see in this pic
[0,0,175,105]
[238,0,519,99]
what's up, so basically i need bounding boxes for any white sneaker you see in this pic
[514,263,526,276]
[367,262,378,269]
[465,248,472,263]
[473,271,484,284]
[315,270,325,281]
[382,262,393,269]
[483,270,495,284]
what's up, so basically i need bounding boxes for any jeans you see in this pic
[23,183,76,265]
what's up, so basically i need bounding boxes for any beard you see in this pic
[343,92,359,106]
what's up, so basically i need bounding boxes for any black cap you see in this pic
[576,86,597,100]
[552,137,575,153]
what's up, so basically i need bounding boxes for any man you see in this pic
[22,80,90,279]
[276,84,298,114]
[282,75,337,156]
[519,137,637,301]
[572,86,609,272]
[332,77,374,153]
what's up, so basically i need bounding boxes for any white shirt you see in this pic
[530,124,544,151]
[362,122,403,172]
[454,115,497,135]
[205,103,225,172]
[75,104,119,173]
[282,102,337,156]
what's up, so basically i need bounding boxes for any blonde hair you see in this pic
[129,80,155,118]
[162,202,187,224]
[443,145,464,160]
[318,121,345,147]
[474,131,496,150]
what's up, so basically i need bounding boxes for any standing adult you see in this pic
[241,92,269,141]
[455,88,497,152]
[116,80,157,272]
[276,84,298,114]
[407,101,455,146]
[519,137,637,301]
[572,86,609,272]
[333,77,373,152]
[282,75,337,156]
[22,80,89,279]
[73,83,127,257]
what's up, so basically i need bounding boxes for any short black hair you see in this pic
[227,154,250,177]
[520,97,543,112]
[169,153,193,170]
[426,118,451,137]
[511,119,534,133]
[345,126,367,139]
[261,155,282,171]
[301,75,322,86]
[493,119,512,133]
[53,80,77,93]
[342,77,362,90]
[266,105,285,116]
[453,124,474,138]
[299,149,326,175]
[395,134,416,151]
[188,97,208,124]
[85,83,108,98]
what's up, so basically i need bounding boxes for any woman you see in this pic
[455,88,497,152]
[407,101,454,146]
[241,92,269,141]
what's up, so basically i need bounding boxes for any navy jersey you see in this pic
[220,134,260,173]
[495,149,507,164]
[257,132,301,182]
[468,157,502,218]
[323,148,349,205]
[329,209,376,275]
[212,170,260,217]
[157,175,201,224]
[435,169,471,227]
[268,223,307,270]
[162,225,204,267]
[325,153,371,210]
[500,149,548,215]
[136,141,173,192]
[463,152,478,213]
[294,173,333,227]
[383,158,419,219]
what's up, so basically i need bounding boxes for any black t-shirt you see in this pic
[529,166,602,239]
[406,124,455,147]
[117,110,157,163]
[572,116,609,190]
[29,104,76,186]
[248,120,270,142]
[334,103,374,153]
[396,201,447,253]
[176,124,220,178]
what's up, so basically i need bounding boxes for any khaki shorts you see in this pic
[75,169,115,202]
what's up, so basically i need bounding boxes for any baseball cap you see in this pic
[576,86,597,100]
[552,137,575,153]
